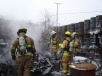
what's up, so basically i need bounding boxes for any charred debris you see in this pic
[0,15,102,76]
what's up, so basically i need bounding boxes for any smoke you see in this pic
[0,16,49,63]
[9,20,47,52]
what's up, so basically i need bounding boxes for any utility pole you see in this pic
[54,2,61,33]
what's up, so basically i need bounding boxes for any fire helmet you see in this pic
[17,28,27,35]
[72,32,77,35]
[72,32,79,36]
[65,31,71,36]
[51,31,56,36]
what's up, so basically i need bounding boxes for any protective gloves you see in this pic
[59,43,64,48]
[59,43,62,48]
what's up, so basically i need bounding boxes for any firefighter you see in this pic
[11,28,36,76]
[49,31,59,57]
[67,32,81,65]
[59,31,71,74]
[71,32,80,56]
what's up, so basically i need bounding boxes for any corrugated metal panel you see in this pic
[75,23,79,33]
[70,24,75,33]
[78,22,84,34]
[84,19,90,32]
[90,17,96,31]
[67,24,70,31]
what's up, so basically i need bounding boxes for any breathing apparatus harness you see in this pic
[17,36,32,55]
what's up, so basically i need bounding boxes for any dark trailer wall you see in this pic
[53,15,102,76]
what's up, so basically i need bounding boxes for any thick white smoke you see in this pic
[0,18,48,63]
[9,20,46,52]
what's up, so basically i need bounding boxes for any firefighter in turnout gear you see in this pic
[59,31,71,74]
[71,32,80,56]
[49,31,59,57]
[11,28,36,76]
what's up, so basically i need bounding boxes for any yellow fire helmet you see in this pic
[72,32,77,35]
[65,31,71,36]
[72,32,79,36]
[17,28,27,35]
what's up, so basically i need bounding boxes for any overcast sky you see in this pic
[0,0,102,25]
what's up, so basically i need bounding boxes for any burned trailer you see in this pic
[89,16,102,63]
[96,15,102,51]
[82,19,90,58]
[75,23,79,33]
[64,25,68,32]
[84,19,90,45]
[70,23,75,33]
[87,17,96,60]
[78,22,84,47]
[58,24,71,42]
[59,25,66,42]
[89,17,98,60]
[76,22,85,56]
[57,25,64,42]
[36,15,102,76]
[67,24,70,31]
[57,25,61,37]
[55,15,102,76]
[95,15,102,76]
[62,25,67,35]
